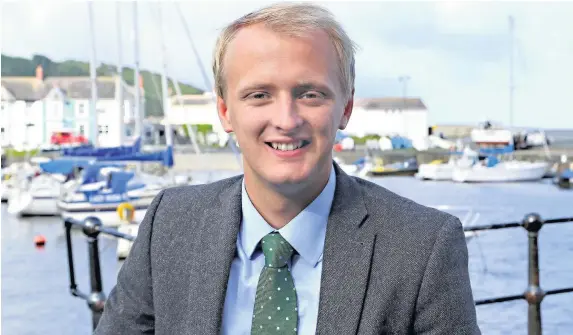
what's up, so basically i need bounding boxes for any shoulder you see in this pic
[146,174,243,236]
[159,174,243,203]
[150,174,243,218]
[350,176,461,240]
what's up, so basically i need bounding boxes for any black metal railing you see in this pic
[64,213,573,334]
[465,213,573,335]
[64,217,134,329]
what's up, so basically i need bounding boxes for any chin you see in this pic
[260,163,314,186]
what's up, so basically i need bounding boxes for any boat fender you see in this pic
[34,235,46,248]
[117,202,135,222]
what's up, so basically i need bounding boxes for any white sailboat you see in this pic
[451,157,549,183]
[3,156,66,216]
[1,161,37,202]
[7,172,67,216]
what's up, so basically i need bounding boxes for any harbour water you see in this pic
[2,172,573,334]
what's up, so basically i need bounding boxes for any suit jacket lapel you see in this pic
[186,177,243,334]
[316,164,376,334]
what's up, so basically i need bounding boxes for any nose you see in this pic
[271,95,303,133]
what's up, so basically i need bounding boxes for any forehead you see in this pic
[223,24,341,92]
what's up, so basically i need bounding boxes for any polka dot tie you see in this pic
[251,232,298,334]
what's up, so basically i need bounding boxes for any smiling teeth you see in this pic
[271,141,304,151]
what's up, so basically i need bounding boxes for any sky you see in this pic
[2,0,573,129]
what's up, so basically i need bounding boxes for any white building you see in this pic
[162,94,430,149]
[345,97,429,147]
[165,92,229,146]
[1,65,142,149]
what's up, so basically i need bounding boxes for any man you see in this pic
[95,3,480,334]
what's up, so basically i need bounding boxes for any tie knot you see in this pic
[261,232,294,268]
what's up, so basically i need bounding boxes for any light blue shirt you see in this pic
[221,166,336,334]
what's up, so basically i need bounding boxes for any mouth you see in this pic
[265,140,311,152]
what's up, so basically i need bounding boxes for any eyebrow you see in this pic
[238,83,275,96]
[293,82,333,95]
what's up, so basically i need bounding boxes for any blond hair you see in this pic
[212,2,357,99]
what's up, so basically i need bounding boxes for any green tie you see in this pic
[251,232,298,334]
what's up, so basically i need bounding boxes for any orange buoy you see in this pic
[34,235,46,247]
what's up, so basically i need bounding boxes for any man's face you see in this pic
[217,24,353,189]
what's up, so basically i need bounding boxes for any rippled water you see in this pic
[2,171,572,334]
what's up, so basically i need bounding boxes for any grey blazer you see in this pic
[95,164,480,334]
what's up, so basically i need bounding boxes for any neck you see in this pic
[244,164,332,229]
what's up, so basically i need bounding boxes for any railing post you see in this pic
[82,217,107,330]
[522,213,545,335]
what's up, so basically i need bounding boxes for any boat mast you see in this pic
[508,15,515,130]
[87,1,99,147]
[132,2,142,141]
[116,2,125,145]
[157,3,173,150]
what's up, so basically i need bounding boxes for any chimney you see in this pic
[35,65,44,81]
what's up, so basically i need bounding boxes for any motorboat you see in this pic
[451,146,549,183]
[416,159,456,181]
[57,163,170,227]
[470,121,513,147]
[58,146,178,227]
[416,147,478,181]
[452,160,549,183]
[368,157,419,177]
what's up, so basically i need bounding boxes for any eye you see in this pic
[247,92,270,100]
[300,91,324,100]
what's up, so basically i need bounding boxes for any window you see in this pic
[1,127,4,134]
[98,125,109,134]
[78,104,85,114]
[79,125,85,135]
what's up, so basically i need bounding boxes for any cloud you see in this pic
[2,1,573,128]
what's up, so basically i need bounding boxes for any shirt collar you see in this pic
[239,165,336,267]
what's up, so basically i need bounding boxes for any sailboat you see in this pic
[6,139,146,217]
[6,157,90,216]
[56,150,174,226]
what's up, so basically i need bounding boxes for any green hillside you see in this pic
[1,54,204,117]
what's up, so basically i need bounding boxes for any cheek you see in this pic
[308,113,339,140]
[230,110,265,138]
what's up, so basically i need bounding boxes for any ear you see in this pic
[338,88,355,130]
[217,96,233,133]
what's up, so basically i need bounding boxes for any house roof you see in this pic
[1,76,138,101]
[0,77,46,101]
[354,97,427,110]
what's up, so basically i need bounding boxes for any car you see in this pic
[50,131,89,146]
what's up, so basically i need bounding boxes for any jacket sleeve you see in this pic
[94,190,166,334]
[413,217,482,334]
